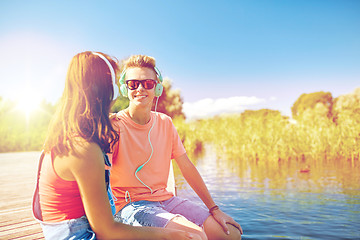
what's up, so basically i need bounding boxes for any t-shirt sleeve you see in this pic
[109,117,121,164]
[170,120,186,159]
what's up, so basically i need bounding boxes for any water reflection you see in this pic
[224,150,360,194]
[174,145,360,239]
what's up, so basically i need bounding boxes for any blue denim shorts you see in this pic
[114,196,210,228]
[39,215,95,240]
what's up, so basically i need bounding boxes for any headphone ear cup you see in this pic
[119,70,128,97]
[155,83,163,97]
[120,84,128,97]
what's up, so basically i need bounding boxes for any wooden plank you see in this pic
[0,151,177,239]
[0,152,44,239]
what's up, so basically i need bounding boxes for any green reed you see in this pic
[173,109,360,163]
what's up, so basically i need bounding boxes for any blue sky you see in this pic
[0,0,359,119]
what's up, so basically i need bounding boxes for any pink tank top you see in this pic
[38,152,85,222]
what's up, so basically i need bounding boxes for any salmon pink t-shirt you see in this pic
[110,111,186,212]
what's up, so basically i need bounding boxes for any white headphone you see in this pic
[91,52,119,101]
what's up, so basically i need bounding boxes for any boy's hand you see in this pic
[212,209,243,235]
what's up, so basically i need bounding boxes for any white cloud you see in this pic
[270,96,277,101]
[183,96,266,120]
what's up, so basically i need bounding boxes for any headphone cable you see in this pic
[134,96,160,194]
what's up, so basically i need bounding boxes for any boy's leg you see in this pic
[203,216,242,240]
[165,216,207,240]
[114,199,206,239]
[162,197,241,240]
[161,197,210,240]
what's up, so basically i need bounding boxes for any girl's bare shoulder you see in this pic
[65,138,104,170]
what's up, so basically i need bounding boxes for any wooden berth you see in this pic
[0,151,176,239]
[0,152,44,239]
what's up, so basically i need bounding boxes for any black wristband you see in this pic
[209,205,219,214]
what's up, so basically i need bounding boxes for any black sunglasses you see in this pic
[126,79,157,90]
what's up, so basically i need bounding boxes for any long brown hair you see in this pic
[44,51,119,155]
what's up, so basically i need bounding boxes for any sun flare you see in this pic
[15,91,43,118]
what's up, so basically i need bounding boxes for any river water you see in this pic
[174,147,360,240]
[3,150,358,239]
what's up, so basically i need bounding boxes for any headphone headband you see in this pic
[154,66,163,83]
[91,52,119,101]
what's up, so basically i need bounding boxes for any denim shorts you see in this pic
[39,215,95,240]
[114,196,210,228]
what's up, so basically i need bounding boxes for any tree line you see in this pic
[175,87,360,162]
[0,78,184,152]
[1,84,359,164]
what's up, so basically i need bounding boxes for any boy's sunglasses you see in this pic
[126,79,157,90]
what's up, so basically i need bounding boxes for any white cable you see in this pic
[134,96,160,194]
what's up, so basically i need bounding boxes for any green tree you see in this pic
[0,98,55,152]
[291,91,333,119]
[111,95,129,113]
[152,78,185,119]
[111,78,185,118]
[332,87,360,125]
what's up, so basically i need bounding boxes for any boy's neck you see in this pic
[126,105,151,125]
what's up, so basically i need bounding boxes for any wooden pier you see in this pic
[0,151,176,239]
[0,152,44,239]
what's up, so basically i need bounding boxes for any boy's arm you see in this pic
[174,153,243,235]
[174,153,216,209]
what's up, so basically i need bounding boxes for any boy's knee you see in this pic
[222,224,241,240]
[167,216,208,240]
[229,224,242,240]
[205,223,241,240]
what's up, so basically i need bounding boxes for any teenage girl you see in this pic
[32,51,197,240]
[110,55,243,240]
